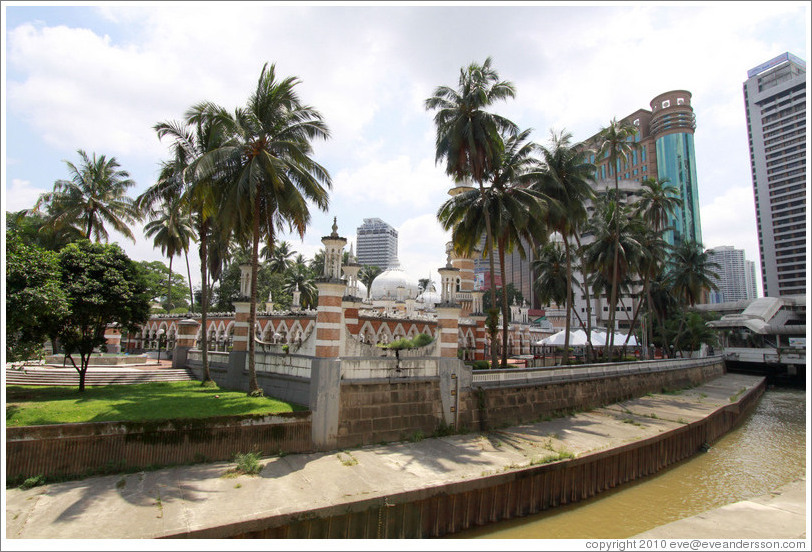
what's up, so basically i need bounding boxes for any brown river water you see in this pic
[458,388,807,539]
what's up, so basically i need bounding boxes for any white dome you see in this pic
[417,289,442,307]
[355,281,368,298]
[369,263,420,300]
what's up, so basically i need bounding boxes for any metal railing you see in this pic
[472,356,723,387]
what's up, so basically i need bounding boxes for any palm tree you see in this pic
[197,63,331,396]
[262,239,296,272]
[535,129,596,361]
[668,241,720,355]
[426,57,517,370]
[533,241,577,365]
[284,262,318,309]
[139,104,233,385]
[437,181,546,366]
[583,198,645,360]
[34,150,140,243]
[594,119,639,359]
[359,265,382,299]
[488,129,550,366]
[143,195,196,312]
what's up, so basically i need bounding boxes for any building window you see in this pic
[677,97,685,105]
[662,100,670,108]
[633,118,640,126]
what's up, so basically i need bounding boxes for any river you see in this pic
[459,388,807,539]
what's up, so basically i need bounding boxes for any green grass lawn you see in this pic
[5,381,307,427]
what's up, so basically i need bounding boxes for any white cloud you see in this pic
[396,213,450,286]
[332,154,450,211]
[4,178,48,212]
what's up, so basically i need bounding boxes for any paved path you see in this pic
[5,373,783,540]
[634,478,807,539]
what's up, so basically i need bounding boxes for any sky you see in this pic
[3,1,810,299]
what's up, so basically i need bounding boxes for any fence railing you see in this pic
[187,350,230,366]
[472,356,724,387]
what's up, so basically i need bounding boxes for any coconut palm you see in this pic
[583,199,646,359]
[634,177,682,235]
[139,104,233,385]
[34,150,140,243]
[488,129,550,366]
[594,119,639,359]
[426,57,517,370]
[143,195,196,311]
[668,241,720,308]
[283,262,318,310]
[359,265,383,299]
[197,63,331,396]
[262,239,296,273]
[437,180,546,365]
[534,129,596,361]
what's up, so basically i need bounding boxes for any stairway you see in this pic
[5,366,197,386]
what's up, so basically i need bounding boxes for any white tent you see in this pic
[536,329,638,347]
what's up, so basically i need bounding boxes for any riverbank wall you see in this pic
[5,373,765,539]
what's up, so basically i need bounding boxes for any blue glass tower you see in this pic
[649,91,702,247]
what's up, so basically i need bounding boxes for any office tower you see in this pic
[744,260,758,300]
[356,218,398,269]
[743,52,806,297]
[585,90,703,247]
[500,91,703,325]
[706,246,757,304]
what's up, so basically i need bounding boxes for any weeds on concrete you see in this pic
[730,387,747,402]
[19,475,45,490]
[622,418,643,427]
[223,451,263,477]
[337,451,358,467]
[407,430,426,443]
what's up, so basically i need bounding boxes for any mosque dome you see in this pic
[355,281,368,299]
[416,283,442,307]
[369,262,420,300]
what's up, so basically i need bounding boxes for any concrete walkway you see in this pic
[634,478,808,539]
[5,373,780,539]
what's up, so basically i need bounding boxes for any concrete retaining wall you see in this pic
[6,412,313,481]
[469,359,725,430]
[215,379,766,539]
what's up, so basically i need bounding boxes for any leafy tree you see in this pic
[33,150,140,243]
[482,282,525,313]
[426,57,517,370]
[57,241,151,392]
[6,229,69,361]
[7,209,82,252]
[137,261,190,311]
[198,63,332,397]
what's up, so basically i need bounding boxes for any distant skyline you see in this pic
[4,2,810,298]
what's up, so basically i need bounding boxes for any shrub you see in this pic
[20,475,46,489]
[472,360,491,370]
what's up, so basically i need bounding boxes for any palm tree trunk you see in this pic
[247,202,262,396]
[563,238,573,365]
[575,235,595,362]
[199,218,212,384]
[185,249,194,311]
[606,183,620,361]
[166,255,174,312]
[498,239,510,368]
[480,183,499,370]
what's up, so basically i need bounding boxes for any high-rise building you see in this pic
[706,246,759,304]
[585,90,702,247]
[745,260,758,301]
[356,218,398,269]
[499,91,704,329]
[743,52,806,297]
